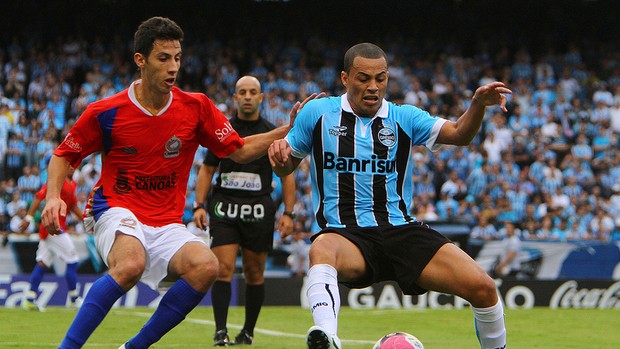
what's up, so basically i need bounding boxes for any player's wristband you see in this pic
[192,202,205,213]
[25,215,34,223]
[282,211,296,219]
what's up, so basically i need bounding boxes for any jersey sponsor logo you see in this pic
[377,127,396,147]
[215,122,235,142]
[121,147,137,154]
[324,152,395,174]
[329,125,347,137]
[213,201,265,222]
[63,134,83,152]
[164,135,181,158]
[135,172,178,191]
[119,217,137,229]
[220,172,262,191]
[113,169,131,194]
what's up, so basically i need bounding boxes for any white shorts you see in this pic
[36,233,80,266]
[89,207,205,290]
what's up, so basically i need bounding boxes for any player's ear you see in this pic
[341,71,348,87]
[134,53,145,69]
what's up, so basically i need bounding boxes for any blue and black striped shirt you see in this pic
[286,95,445,229]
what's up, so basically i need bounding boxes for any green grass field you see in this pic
[0,306,618,348]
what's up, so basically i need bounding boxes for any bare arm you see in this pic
[269,138,304,177]
[70,204,84,222]
[41,155,73,235]
[229,92,326,164]
[228,125,290,164]
[19,197,41,232]
[437,82,512,145]
[277,173,296,238]
[495,250,517,275]
[193,164,217,230]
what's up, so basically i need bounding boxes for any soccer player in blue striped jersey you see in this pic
[269,43,512,349]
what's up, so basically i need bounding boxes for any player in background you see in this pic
[269,43,512,349]
[193,76,296,346]
[20,167,83,311]
[41,17,318,349]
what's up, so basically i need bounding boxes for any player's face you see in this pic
[137,39,182,95]
[342,56,389,118]
[234,78,264,120]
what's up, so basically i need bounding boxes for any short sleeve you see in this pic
[196,95,244,158]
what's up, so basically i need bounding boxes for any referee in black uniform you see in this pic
[193,76,297,346]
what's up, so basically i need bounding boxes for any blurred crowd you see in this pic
[1,32,620,263]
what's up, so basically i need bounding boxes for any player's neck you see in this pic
[134,83,170,115]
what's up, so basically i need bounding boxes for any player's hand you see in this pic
[18,218,31,232]
[268,139,293,168]
[193,208,208,230]
[41,197,66,235]
[288,92,327,128]
[277,215,294,238]
[472,82,512,112]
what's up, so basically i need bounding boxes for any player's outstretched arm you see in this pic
[437,81,512,146]
[229,92,326,164]
[41,155,72,235]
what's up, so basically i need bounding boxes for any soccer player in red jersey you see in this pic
[20,168,83,311]
[41,17,318,349]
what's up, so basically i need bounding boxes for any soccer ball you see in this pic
[373,332,425,349]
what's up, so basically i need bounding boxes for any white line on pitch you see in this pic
[115,310,376,345]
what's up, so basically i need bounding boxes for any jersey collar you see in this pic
[128,80,173,116]
[341,93,389,119]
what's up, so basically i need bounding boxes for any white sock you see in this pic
[306,264,340,336]
[472,300,506,349]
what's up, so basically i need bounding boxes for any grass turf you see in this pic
[0,306,618,348]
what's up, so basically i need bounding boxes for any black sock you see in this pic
[211,281,231,332]
[243,284,265,334]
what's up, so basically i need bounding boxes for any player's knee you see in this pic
[468,272,498,307]
[189,257,219,290]
[308,237,337,265]
[110,260,145,288]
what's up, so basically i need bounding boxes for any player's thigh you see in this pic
[416,243,495,301]
[310,232,366,280]
[107,233,147,273]
[94,207,147,270]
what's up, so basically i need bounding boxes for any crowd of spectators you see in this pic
[1,29,620,263]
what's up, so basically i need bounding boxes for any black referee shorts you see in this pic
[208,193,276,252]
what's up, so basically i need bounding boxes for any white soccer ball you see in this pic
[373,332,425,349]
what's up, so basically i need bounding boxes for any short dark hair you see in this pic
[133,16,184,56]
[343,43,387,73]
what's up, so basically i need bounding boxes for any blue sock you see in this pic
[29,264,47,297]
[65,263,78,294]
[58,274,125,349]
[126,279,205,349]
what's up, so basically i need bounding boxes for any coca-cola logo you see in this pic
[550,280,620,309]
